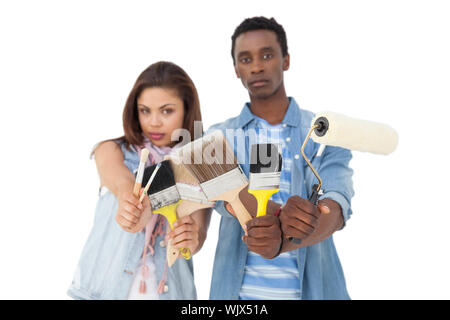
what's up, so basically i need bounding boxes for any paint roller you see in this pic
[284,111,399,244]
[302,111,399,205]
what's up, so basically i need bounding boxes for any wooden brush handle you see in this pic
[133,183,141,198]
[228,197,253,229]
[167,239,179,267]
[167,242,191,267]
[216,185,253,229]
[177,200,214,218]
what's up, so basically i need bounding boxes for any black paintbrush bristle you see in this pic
[249,143,282,174]
[141,160,176,195]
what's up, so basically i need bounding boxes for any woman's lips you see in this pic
[149,133,165,141]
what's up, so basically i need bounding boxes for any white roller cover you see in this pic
[310,111,399,155]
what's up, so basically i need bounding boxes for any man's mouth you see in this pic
[249,79,269,88]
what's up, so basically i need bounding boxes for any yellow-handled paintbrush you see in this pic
[142,160,191,261]
[248,143,282,217]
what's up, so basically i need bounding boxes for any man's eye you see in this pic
[263,53,273,60]
[240,57,251,64]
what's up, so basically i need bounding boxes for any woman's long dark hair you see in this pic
[93,61,202,155]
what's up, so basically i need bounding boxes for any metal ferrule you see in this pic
[248,172,281,190]
[176,183,214,205]
[200,167,248,200]
[149,185,181,210]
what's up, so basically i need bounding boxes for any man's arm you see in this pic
[229,191,343,257]
[277,196,343,253]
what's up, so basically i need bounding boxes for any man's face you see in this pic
[233,29,289,99]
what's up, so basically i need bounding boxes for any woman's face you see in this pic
[137,87,185,147]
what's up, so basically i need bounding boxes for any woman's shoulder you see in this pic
[93,137,140,173]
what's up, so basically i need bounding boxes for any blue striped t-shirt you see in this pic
[239,116,301,300]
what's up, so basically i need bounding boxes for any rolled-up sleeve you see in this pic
[316,145,355,227]
[213,200,236,219]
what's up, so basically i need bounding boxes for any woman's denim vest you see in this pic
[67,141,197,300]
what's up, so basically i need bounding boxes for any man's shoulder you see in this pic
[298,107,316,129]
[206,99,317,132]
[206,115,242,134]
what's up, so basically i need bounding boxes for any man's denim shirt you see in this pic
[208,97,355,300]
[67,141,196,300]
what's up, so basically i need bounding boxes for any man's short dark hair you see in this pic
[231,16,288,64]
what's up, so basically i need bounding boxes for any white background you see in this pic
[1,0,449,300]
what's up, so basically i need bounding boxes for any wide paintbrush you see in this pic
[165,155,215,265]
[175,131,252,229]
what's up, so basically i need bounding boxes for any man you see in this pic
[208,17,354,299]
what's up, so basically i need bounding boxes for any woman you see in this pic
[67,61,211,300]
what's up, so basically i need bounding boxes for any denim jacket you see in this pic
[208,98,354,300]
[67,141,197,300]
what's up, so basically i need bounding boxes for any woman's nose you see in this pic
[149,114,163,127]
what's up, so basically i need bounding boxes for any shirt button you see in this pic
[282,124,287,128]
[159,240,166,248]
[286,137,291,142]
[294,154,300,160]
[164,285,169,293]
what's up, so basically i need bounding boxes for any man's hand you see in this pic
[279,195,330,241]
[242,215,282,259]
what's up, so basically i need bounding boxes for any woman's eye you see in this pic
[139,108,149,114]
[162,108,173,115]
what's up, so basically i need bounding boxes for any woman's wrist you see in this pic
[117,178,135,194]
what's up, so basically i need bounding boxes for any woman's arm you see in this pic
[94,141,145,233]
[94,141,135,196]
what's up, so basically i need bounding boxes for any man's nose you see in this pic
[251,58,264,74]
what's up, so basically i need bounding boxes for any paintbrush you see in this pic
[165,155,215,265]
[176,131,253,229]
[248,143,282,217]
[139,162,161,202]
[142,160,191,263]
[133,148,150,198]
[166,155,215,216]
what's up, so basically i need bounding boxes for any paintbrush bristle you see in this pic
[176,131,238,184]
[167,156,213,204]
[249,143,282,174]
[142,160,175,195]
[141,160,181,210]
[167,156,200,186]
[140,148,150,163]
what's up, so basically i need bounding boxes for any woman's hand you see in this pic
[166,215,204,256]
[115,186,152,233]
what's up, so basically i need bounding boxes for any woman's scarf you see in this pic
[134,136,177,295]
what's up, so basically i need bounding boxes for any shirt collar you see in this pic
[237,97,301,128]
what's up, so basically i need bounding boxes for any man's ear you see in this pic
[283,54,290,71]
